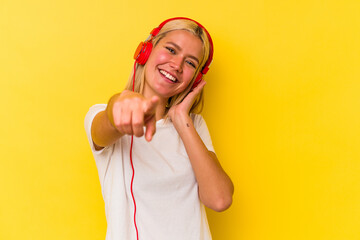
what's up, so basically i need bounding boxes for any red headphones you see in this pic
[133,17,214,88]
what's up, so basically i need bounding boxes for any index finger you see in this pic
[143,96,159,114]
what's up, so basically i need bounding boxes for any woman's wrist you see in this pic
[172,112,193,131]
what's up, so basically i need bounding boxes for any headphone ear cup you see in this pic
[192,72,203,89]
[134,41,153,65]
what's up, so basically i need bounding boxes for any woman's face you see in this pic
[143,30,204,99]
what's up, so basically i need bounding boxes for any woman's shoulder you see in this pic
[190,113,206,127]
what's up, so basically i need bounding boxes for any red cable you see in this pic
[132,62,136,92]
[130,135,139,240]
[130,62,139,240]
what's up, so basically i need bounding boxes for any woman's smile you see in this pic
[159,69,178,83]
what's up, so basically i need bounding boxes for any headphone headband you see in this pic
[149,17,213,74]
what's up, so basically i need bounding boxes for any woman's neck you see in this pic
[155,98,167,120]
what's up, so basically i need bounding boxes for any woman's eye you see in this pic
[186,60,196,68]
[166,47,175,54]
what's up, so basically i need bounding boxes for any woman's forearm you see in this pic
[173,114,234,212]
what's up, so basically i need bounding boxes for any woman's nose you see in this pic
[170,56,183,72]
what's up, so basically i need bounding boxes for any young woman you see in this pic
[85,17,234,240]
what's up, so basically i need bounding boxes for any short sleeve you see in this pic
[84,104,108,153]
[192,114,215,153]
[84,104,115,192]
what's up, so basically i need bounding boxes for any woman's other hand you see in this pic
[168,80,206,124]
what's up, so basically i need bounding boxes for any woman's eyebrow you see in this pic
[166,42,200,64]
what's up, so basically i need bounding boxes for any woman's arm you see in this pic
[169,81,234,212]
[91,91,159,149]
[174,114,234,212]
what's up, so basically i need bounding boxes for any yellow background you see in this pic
[1,0,359,239]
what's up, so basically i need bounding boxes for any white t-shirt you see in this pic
[85,104,214,240]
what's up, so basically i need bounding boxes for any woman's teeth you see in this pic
[160,70,177,82]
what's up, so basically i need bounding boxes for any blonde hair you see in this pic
[125,19,212,115]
